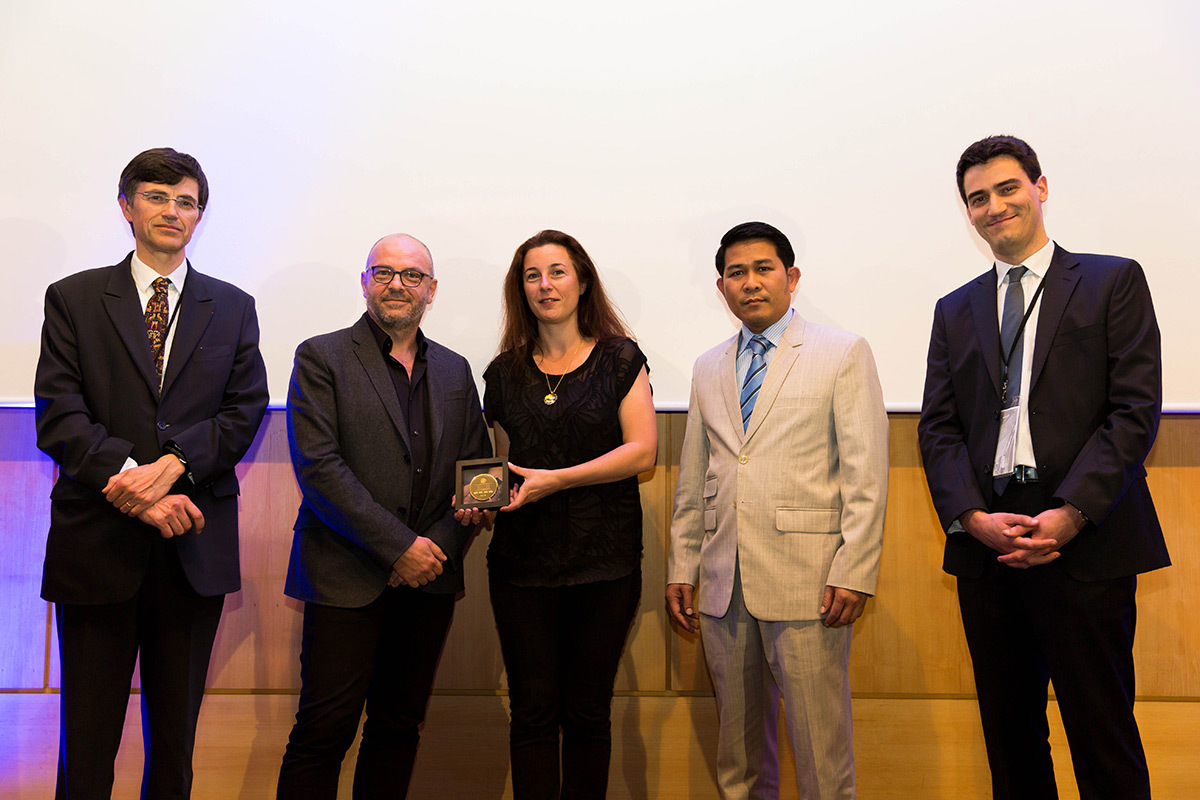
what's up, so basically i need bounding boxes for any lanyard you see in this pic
[157,288,183,389]
[999,277,1045,405]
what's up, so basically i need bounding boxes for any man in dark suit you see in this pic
[918,135,1170,800]
[34,147,269,798]
[276,233,492,799]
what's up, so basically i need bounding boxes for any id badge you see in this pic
[993,405,1020,478]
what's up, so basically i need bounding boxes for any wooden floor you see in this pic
[3,693,1198,799]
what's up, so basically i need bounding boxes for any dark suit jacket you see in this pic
[35,254,269,603]
[284,314,491,606]
[918,245,1170,581]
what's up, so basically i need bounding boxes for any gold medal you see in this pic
[469,473,500,502]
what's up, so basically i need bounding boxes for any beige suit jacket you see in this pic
[668,312,889,621]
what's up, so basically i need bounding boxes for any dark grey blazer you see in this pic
[284,314,491,606]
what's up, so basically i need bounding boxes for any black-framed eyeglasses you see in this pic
[368,266,433,287]
[133,191,203,212]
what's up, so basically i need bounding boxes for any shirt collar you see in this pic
[995,239,1055,289]
[363,312,428,360]
[130,252,188,294]
[739,307,793,354]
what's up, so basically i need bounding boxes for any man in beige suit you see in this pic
[667,221,889,800]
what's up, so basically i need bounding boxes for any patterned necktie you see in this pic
[145,277,171,383]
[740,334,769,431]
[994,265,1028,495]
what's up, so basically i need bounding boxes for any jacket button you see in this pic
[738,455,749,465]
[157,421,169,430]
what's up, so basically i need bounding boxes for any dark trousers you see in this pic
[490,570,641,800]
[276,586,456,800]
[54,539,224,800]
[957,481,1150,800]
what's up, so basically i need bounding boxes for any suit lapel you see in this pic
[967,269,1003,399]
[161,263,215,398]
[352,317,413,454]
[744,313,803,442]
[1029,246,1080,391]
[718,336,743,444]
[101,256,161,399]
[424,342,449,467]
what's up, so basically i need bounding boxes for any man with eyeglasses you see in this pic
[34,147,269,798]
[277,234,491,798]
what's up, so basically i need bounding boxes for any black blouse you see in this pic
[483,338,648,587]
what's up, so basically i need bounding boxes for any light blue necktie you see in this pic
[740,334,769,431]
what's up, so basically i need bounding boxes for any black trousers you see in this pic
[490,570,641,800]
[957,481,1150,800]
[54,538,225,800]
[276,586,456,800]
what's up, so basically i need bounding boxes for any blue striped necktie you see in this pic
[740,334,769,431]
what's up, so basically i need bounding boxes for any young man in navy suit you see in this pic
[918,136,1169,800]
[35,147,269,798]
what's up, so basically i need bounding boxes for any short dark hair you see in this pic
[955,136,1042,205]
[118,148,209,210]
[499,230,632,370]
[715,221,795,275]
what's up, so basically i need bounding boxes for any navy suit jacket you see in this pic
[284,314,491,606]
[918,245,1170,581]
[35,254,269,602]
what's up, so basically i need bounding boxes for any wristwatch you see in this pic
[163,440,194,484]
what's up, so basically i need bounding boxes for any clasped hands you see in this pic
[103,454,204,538]
[961,506,1086,568]
[389,491,505,589]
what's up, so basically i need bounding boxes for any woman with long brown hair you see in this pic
[482,230,655,799]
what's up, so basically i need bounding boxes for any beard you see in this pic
[367,290,426,334]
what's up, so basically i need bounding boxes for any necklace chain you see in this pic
[538,339,584,406]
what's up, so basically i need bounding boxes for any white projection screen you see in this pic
[2,1,1197,410]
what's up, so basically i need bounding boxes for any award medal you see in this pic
[469,473,500,502]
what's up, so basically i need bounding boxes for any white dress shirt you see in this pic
[735,307,794,387]
[121,255,188,471]
[994,238,1054,470]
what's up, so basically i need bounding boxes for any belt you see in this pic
[1012,465,1040,484]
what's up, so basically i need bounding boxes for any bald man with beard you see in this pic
[277,234,492,799]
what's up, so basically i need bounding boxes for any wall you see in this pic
[1,409,1197,798]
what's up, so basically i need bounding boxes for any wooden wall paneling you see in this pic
[208,410,305,690]
[664,411,714,694]
[615,414,670,692]
[849,467,976,696]
[1136,416,1200,698]
[432,525,507,691]
[0,409,55,690]
[849,414,976,695]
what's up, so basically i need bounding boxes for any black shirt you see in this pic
[364,314,431,526]
[483,338,648,586]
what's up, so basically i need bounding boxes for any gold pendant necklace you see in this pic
[539,339,584,406]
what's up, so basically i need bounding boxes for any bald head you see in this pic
[361,233,438,335]
[366,234,434,275]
